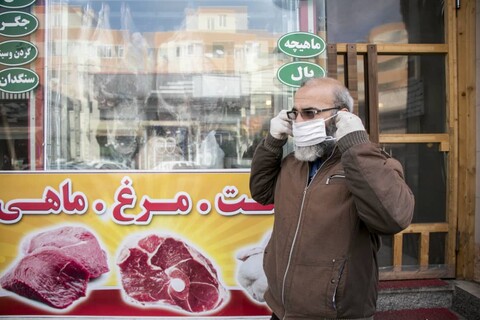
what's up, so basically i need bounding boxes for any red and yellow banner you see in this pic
[0,173,274,317]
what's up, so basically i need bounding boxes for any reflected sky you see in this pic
[53,0,298,32]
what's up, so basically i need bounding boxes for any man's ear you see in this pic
[340,107,349,112]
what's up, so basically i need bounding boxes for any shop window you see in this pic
[8,0,448,173]
[0,101,30,170]
[381,143,447,224]
[377,55,446,134]
[325,0,445,44]
[378,232,447,272]
[429,233,446,265]
[42,0,298,171]
[334,53,446,135]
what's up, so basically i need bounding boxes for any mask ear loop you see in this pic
[324,113,338,121]
[323,113,338,141]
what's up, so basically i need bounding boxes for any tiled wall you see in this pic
[475,0,480,283]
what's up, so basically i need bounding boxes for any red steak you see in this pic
[0,226,109,309]
[118,234,228,313]
[25,226,109,279]
[0,248,90,309]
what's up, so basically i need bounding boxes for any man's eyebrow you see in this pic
[292,106,316,110]
[298,106,317,111]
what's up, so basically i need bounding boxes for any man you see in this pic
[249,77,414,320]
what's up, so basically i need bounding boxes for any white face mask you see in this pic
[292,114,337,147]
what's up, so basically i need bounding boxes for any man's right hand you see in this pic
[270,110,292,140]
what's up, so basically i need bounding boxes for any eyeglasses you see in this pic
[286,107,339,120]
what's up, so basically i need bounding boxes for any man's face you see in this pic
[292,82,337,123]
[291,82,338,162]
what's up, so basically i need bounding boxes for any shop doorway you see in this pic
[327,43,454,280]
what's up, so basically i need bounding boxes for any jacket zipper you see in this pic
[281,148,337,320]
[281,186,307,308]
[326,173,345,184]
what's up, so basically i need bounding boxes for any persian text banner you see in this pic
[0,173,273,317]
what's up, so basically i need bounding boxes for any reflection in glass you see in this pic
[333,54,446,135]
[45,1,299,170]
[378,55,446,134]
[429,232,446,265]
[325,0,444,44]
[0,101,30,170]
[378,232,448,271]
[382,143,446,223]
[402,233,420,266]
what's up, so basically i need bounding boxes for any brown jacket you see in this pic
[249,131,414,319]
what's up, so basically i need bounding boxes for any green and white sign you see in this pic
[0,40,38,66]
[0,0,36,9]
[277,61,325,88]
[0,67,39,93]
[0,11,39,37]
[277,32,326,58]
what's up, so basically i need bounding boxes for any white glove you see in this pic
[335,111,366,141]
[236,249,268,303]
[235,231,271,303]
[270,110,292,140]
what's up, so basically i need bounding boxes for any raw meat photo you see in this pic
[0,225,109,309]
[24,225,109,278]
[117,234,228,314]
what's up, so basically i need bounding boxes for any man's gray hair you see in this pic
[333,85,354,112]
[300,77,354,112]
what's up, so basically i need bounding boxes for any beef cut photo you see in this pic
[0,248,90,309]
[0,225,109,309]
[117,234,228,314]
[24,225,109,278]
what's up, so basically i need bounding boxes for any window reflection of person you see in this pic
[243,120,270,159]
[2,154,12,170]
[137,93,191,169]
[94,78,143,168]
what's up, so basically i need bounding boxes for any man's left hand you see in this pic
[335,111,366,141]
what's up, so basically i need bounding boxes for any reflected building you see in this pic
[37,4,290,170]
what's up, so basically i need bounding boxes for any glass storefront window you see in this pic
[378,55,446,134]
[334,54,446,135]
[0,100,30,170]
[325,0,445,44]
[43,0,299,170]
[0,3,42,171]
[382,143,447,223]
[0,0,448,171]
[378,232,448,271]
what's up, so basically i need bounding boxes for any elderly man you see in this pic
[249,77,414,320]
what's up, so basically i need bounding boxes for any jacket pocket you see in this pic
[286,258,347,318]
[263,240,278,300]
[326,173,346,185]
[331,258,347,311]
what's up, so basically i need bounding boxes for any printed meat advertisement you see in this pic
[0,173,274,318]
